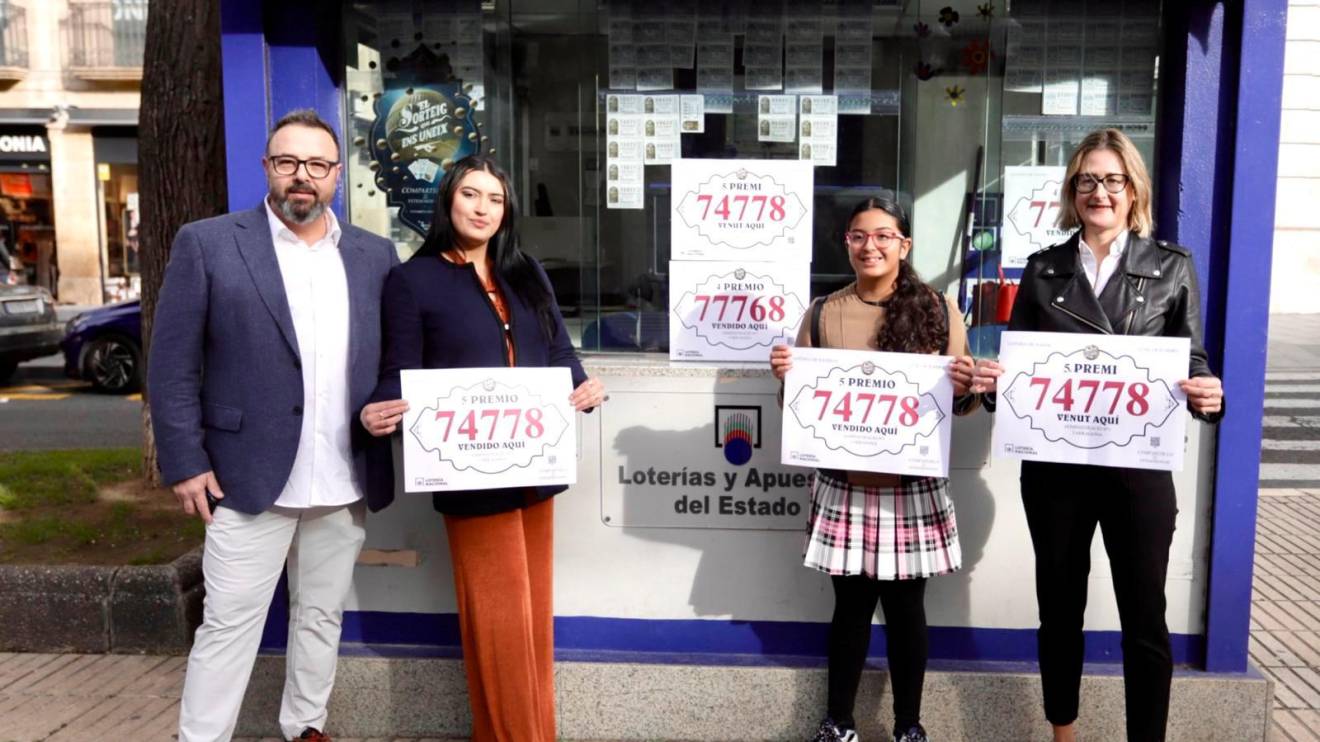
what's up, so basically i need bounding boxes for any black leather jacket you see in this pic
[990,231,1223,423]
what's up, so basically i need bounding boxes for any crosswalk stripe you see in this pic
[1263,440,1320,451]
[1263,415,1320,425]
[1265,373,1320,382]
[1259,480,1320,489]
[1263,416,1320,428]
[1259,463,1320,481]
[1266,411,1320,421]
[1262,427,1320,441]
[1261,449,1320,464]
[1258,364,1319,489]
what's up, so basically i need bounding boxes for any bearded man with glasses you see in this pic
[148,109,400,742]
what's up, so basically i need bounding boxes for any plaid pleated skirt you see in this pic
[802,471,962,581]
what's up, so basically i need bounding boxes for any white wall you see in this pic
[347,360,1218,646]
[1273,2,1320,313]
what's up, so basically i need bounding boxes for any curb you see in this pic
[234,655,1273,740]
[0,547,203,653]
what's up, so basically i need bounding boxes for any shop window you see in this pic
[344,1,511,254]
[100,162,139,302]
[0,165,54,293]
[342,0,1161,355]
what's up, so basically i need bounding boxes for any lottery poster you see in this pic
[670,158,813,263]
[401,368,576,492]
[781,348,955,478]
[992,331,1190,471]
[668,260,810,361]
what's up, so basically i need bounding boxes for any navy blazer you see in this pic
[367,253,588,515]
[147,205,398,514]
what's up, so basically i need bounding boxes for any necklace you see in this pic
[854,284,894,307]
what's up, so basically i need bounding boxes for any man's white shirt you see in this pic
[264,200,362,508]
[1078,229,1130,297]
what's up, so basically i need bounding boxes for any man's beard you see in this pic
[272,182,326,225]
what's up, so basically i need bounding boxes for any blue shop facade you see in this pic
[219,0,1284,682]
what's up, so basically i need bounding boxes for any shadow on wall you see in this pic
[607,400,999,731]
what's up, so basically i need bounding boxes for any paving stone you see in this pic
[1254,488,1320,738]
[1273,708,1320,741]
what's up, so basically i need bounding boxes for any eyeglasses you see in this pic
[268,155,339,180]
[844,230,907,249]
[1073,173,1130,194]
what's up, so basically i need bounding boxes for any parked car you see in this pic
[0,284,63,383]
[61,299,142,393]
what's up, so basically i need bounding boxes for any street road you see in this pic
[0,353,142,451]
[1261,315,1320,489]
[1259,371,1320,489]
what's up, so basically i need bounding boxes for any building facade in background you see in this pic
[0,0,145,305]
[222,2,1283,704]
[1274,1,1320,314]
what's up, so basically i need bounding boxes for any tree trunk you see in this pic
[138,0,228,484]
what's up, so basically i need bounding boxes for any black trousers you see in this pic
[826,574,928,734]
[1021,461,1177,742]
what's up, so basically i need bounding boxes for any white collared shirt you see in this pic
[1078,230,1130,297]
[264,199,362,508]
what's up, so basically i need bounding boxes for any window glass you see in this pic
[343,0,1161,356]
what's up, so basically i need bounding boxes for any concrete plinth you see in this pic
[0,549,203,654]
[235,654,1273,741]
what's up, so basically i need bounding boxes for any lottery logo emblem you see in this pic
[715,405,761,466]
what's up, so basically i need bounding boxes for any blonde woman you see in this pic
[971,129,1224,742]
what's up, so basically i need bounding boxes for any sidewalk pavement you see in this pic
[0,653,466,741]
[1252,313,1320,741]
[1265,313,1320,370]
[1253,488,1320,742]
[0,315,1318,742]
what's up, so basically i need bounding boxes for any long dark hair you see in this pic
[846,196,948,354]
[412,155,556,339]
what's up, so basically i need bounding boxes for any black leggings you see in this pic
[827,574,928,733]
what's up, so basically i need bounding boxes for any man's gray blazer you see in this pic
[147,205,398,514]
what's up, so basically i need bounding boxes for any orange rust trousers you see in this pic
[444,496,556,742]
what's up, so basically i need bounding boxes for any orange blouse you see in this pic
[446,250,515,365]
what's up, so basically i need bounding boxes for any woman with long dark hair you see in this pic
[770,196,978,742]
[971,129,1224,742]
[362,155,605,742]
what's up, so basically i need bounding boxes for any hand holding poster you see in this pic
[401,368,576,492]
[781,348,955,478]
[991,331,1190,471]
[668,261,809,361]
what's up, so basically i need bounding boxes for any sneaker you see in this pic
[811,716,860,742]
[294,729,331,742]
[894,724,929,742]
